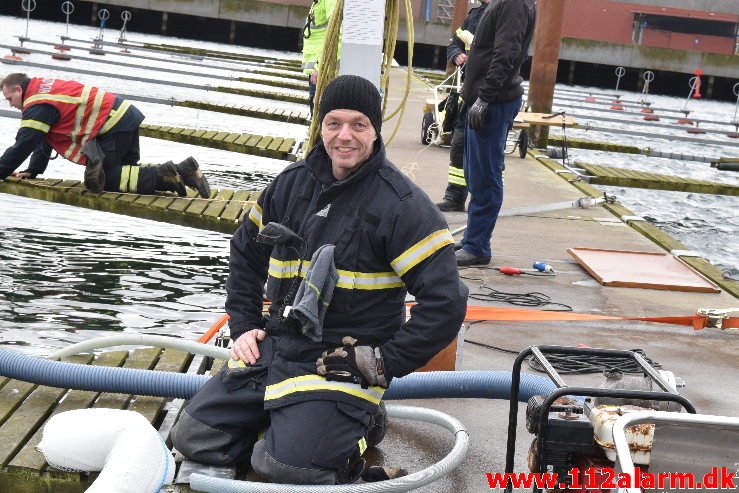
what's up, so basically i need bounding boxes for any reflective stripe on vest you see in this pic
[390,229,454,277]
[22,78,116,165]
[264,374,385,405]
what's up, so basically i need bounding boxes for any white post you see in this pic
[340,0,386,90]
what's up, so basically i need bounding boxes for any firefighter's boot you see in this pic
[175,157,211,198]
[155,161,187,197]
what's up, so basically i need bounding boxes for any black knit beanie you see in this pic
[318,75,382,134]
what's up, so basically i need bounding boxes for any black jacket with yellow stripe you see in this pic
[226,140,468,389]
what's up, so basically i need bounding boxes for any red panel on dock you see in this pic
[567,247,721,293]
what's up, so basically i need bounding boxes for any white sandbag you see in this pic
[37,409,175,493]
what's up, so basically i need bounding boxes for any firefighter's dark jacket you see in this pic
[225,139,469,380]
[446,1,489,65]
[461,0,536,105]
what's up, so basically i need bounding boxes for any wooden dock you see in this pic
[0,348,195,493]
[139,124,298,162]
[0,177,260,235]
[576,161,739,196]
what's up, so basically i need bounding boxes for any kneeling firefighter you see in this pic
[0,73,211,197]
[171,75,468,484]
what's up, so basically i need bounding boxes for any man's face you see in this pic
[321,109,377,180]
[2,85,23,110]
[3,86,23,110]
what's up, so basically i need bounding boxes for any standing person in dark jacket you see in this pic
[0,73,210,197]
[436,0,490,212]
[171,75,468,485]
[456,0,536,265]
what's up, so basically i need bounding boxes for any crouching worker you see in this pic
[0,73,210,197]
[171,75,468,484]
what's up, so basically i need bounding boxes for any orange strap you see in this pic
[464,305,738,330]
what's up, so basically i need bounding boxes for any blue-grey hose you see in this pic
[0,348,556,402]
[190,404,469,493]
[49,335,231,360]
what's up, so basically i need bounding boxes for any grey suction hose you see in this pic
[49,335,230,360]
[190,404,468,493]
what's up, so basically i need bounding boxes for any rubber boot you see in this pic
[366,402,387,448]
[155,161,186,197]
[435,183,468,212]
[175,157,211,198]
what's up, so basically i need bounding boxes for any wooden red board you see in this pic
[567,248,720,293]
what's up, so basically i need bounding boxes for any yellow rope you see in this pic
[383,0,414,145]
[304,0,414,152]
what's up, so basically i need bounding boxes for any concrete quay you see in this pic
[378,66,739,492]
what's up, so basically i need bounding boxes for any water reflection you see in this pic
[0,194,231,355]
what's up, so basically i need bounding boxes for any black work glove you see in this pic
[316,336,389,389]
[468,97,489,131]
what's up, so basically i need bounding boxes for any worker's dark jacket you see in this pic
[225,139,468,412]
[461,0,536,105]
[447,1,489,65]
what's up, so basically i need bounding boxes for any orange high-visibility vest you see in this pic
[22,77,117,165]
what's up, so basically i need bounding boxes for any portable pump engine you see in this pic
[504,346,696,493]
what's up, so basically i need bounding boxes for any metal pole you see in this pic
[527,0,565,149]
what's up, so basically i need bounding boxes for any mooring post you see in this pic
[527,0,565,149]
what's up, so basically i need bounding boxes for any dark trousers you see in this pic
[96,129,157,194]
[461,96,522,257]
[443,112,468,202]
[171,335,370,484]
[308,76,317,117]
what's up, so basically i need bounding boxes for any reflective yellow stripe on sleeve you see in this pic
[358,437,367,455]
[268,257,309,279]
[264,375,385,405]
[20,119,51,133]
[248,204,264,231]
[390,229,455,277]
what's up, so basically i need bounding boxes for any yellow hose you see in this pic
[304,0,414,152]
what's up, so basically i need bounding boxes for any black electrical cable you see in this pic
[460,278,573,311]
[465,337,662,374]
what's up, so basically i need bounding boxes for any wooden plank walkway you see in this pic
[0,177,260,235]
[138,124,299,161]
[177,100,309,125]
[0,348,193,493]
[577,161,739,196]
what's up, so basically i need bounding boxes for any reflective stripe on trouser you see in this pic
[447,165,466,187]
[462,96,522,258]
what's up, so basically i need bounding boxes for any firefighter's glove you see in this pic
[316,336,389,389]
[468,97,489,131]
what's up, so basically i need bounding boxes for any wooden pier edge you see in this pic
[532,153,739,298]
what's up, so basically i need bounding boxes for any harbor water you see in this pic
[0,15,737,355]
